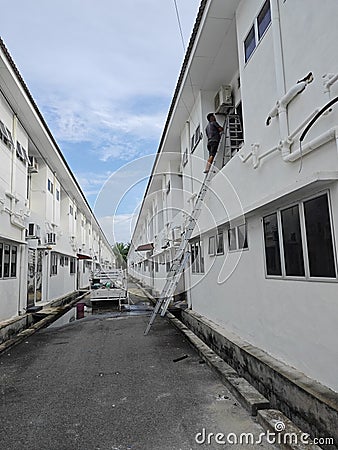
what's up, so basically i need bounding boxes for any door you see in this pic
[27,249,35,308]
[27,248,43,306]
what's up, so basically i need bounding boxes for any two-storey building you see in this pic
[0,38,115,323]
[129,0,338,442]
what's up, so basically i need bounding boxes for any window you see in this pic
[228,224,248,252]
[65,256,69,266]
[263,193,336,279]
[70,257,76,274]
[228,228,237,251]
[69,205,73,215]
[281,206,305,276]
[304,194,336,278]
[191,134,195,152]
[244,25,256,62]
[50,252,58,276]
[208,236,216,256]
[56,189,60,201]
[3,244,10,278]
[16,141,26,162]
[0,121,14,149]
[238,224,248,249]
[216,231,224,255]
[11,246,17,277]
[191,124,202,153]
[182,148,188,167]
[190,239,204,274]
[195,125,201,145]
[258,0,272,39]
[47,179,54,194]
[244,0,271,63]
[0,243,18,278]
[263,213,281,276]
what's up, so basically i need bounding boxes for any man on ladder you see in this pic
[204,112,224,173]
[144,112,225,336]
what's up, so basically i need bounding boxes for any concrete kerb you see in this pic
[168,312,270,416]
[0,291,89,355]
[257,410,323,450]
[135,280,324,450]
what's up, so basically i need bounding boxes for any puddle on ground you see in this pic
[48,299,153,328]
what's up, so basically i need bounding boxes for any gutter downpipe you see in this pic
[270,0,289,157]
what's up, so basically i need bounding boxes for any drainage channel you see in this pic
[48,300,154,328]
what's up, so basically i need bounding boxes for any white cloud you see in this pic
[98,213,138,244]
[92,154,154,218]
[75,170,113,198]
[0,0,200,241]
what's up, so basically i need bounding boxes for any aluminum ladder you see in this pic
[144,136,223,335]
[222,114,243,166]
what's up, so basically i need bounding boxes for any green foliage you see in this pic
[112,242,130,268]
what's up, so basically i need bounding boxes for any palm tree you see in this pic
[112,242,130,268]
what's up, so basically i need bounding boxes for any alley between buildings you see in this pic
[0,284,278,450]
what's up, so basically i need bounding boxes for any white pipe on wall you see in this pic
[323,73,338,94]
[270,0,286,98]
[283,127,337,162]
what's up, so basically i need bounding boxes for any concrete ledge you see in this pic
[181,309,338,450]
[258,409,324,450]
[0,314,34,345]
[0,291,89,355]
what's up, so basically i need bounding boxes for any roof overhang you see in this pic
[77,253,92,260]
[135,243,154,251]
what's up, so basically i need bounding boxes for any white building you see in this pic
[0,38,115,323]
[129,0,338,441]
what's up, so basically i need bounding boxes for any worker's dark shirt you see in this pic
[206,121,222,143]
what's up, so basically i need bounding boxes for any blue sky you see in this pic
[0,0,200,243]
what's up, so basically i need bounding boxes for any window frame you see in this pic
[262,191,337,281]
[70,257,76,274]
[50,252,58,276]
[208,236,216,256]
[191,124,202,154]
[0,121,14,150]
[244,24,256,63]
[47,178,54,194]
[190,238,204,274]
[257,0,272,39]
[244,0,271,64]
[216,230,225,255]
[16,141,26,162]
[228,224,249,253]
[0,242,18,279]
[182,147,188,167]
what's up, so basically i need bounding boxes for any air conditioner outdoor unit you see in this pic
[27,222,41,239]
[46,232,56,245]
[28,156,39,173]
[214,85,233,114]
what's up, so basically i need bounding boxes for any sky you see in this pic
[0,0,200,244]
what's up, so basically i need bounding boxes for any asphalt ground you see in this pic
[0,284,277,450]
